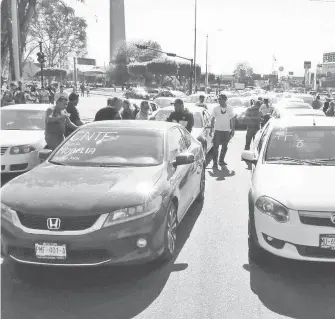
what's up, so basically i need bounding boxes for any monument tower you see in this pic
[110,0,126,63]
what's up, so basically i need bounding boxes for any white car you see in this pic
[153,97,175,108]
[242,116,335,263]
[272,107,325,119]
[1,104,49,174]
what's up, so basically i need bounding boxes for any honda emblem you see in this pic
[47,218,61,230]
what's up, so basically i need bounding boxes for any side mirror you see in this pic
[241,150,258,165]
[38,149,52,162]
[173,153,195,167]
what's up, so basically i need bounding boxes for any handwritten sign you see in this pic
[58,147,96,156]
[70,131,120,144]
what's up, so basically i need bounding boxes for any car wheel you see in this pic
[160,201,178,262]
[196,167,205,201]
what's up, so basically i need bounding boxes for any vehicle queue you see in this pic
[1,87,335,269]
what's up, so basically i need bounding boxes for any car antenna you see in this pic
[312,116,316,126]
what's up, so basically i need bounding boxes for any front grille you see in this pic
[1,147,8,155]
[9,246,109,264]
[300,216,335,228]
[296,245,335,259]
[10,163,28,171]
[16,212,99,231]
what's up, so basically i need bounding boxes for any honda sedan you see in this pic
[1,121,206,267]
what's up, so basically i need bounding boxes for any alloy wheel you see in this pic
[167,204,177,255]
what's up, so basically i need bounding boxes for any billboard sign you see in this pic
[77,58,96,66]
[322,63,335,75]
[323,52,335,64]
[304,61,311,69]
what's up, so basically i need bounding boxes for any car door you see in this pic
[167,127,194,220]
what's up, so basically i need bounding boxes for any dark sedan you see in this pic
[1,121,206,267]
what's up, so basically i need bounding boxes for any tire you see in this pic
[196,167,205,201]
[160,201,178,262]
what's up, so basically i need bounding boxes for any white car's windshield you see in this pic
[265,127,335,163]
[1,109,45,130]
[51,128,164,166]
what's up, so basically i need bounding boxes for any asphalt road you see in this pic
[1,99,335,319]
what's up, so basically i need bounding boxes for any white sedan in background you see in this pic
[242,116,335,264]
[153,97,175,108]
[272,107,324,119]
[1,104,48,174]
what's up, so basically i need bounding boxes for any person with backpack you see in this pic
[94,97,122,121]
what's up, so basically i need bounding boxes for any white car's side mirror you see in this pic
[241,150,258,165]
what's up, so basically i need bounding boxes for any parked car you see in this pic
[1,121,206,267]
[242,116,335,264]
[123,87,150,100]
[153,97,175,108]
[1,104,49,173]
[149,105,213,153]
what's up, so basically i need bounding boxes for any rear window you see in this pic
[265,127,335,161]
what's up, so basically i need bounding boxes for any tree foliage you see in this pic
[234,62,254,85]
[147,58,178,87]
[28,0,87,68]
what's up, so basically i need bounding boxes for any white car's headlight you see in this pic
[1,203,15,223]
[102,196,163,227]
[255,196,289,223]
[10,145,35,155]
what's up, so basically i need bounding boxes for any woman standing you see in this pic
[136,101,150,120]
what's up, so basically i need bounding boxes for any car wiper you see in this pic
[266,157,322,166]
[49,160,67,166]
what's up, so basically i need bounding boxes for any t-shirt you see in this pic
[212,104,235,131]
[259,104,271,116]
[94,107,122,121]
[166,109,194,132]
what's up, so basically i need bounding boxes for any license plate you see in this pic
[320,235,335,250]
[35,243,67,259]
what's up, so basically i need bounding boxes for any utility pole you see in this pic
[73,57,77,90]
[193,0,197,93]
[11,0,20,81]
[190,59,193,95]
[205,34,208,91]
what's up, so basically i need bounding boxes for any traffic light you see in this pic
[37,52,46,64]
[136,44,148,50]
[166,53,176,57]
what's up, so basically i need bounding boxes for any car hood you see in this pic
[253,164,335,211]
[1,164,164,216]
[0,130,44,147]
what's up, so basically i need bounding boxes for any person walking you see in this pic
[166,98,194,132]
[209,94,235,168]
[94,97,122,121]
[86,84,90,97]
[121,99,135,119]
[55,85,68,102]
[244,101,262,150]
[136,101,151,120]
[44,96,78,150]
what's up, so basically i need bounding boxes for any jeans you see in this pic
[245,127,258,150]
[212,130,230,164]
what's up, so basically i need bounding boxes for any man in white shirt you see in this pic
[210,94,235,168]
[54,85,68,103]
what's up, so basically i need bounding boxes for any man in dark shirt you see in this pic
[166,98,194,133]
[65,92,83,136]
[94,97,122,121]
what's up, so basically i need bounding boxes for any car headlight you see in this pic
[1,203,15,223]
[10,145,35,155]
[255,196,289,223]
[102,196,163,227]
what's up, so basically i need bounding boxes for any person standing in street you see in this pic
[326,101,335,117]
[244,101,262,150]
[121,99,135,119]
[94,97,122,121]
[312,95,322,109]
[55,85,68,102]
[86,84,90,97]
[136,101,151,120]
[65,92,84,137]
[44,96,78,150]
[210,94,235,168]
[196,95,208,109]
[47,84,56,104]
[259,98,272,127]
[80,83,85,97]
[39,86,50,104]
[166,98,194,132]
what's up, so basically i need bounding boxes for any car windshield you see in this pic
[153,110,202,128]
[265,127,335,163]
[1,109,45,130]
[51,127,164,166]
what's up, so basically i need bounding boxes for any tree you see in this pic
[127,62,149,84]
[147,58,178,87]
[177,61,201,87]
[234,62,254,85]
[27,0,87,68]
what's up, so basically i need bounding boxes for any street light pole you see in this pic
[193,0,197,93]
[205,34,208,91]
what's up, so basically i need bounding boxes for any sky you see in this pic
[67,0,335,76]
